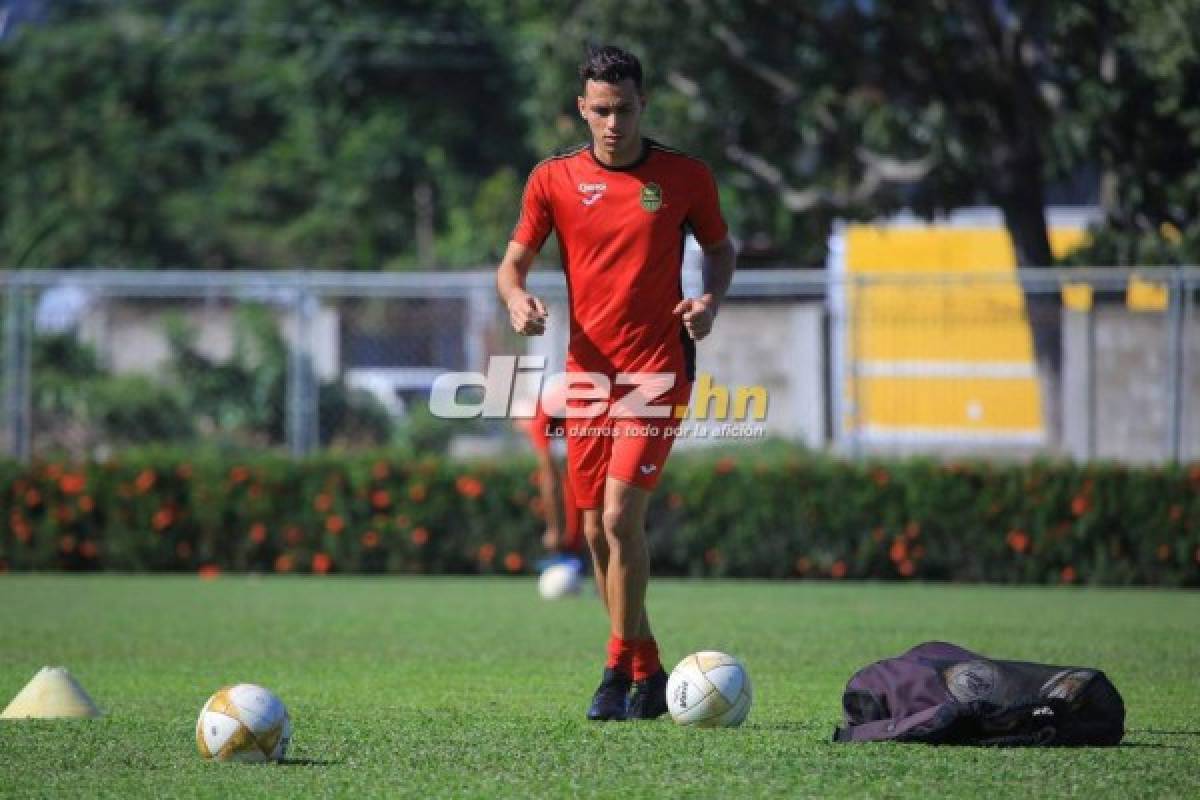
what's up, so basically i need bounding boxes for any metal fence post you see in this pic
[286,282,319,457]
[3,275,32,463]
[847,273,864,459]
[1166,269,1186,463]
[1186,274,1197,461]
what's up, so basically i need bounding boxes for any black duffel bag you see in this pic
[834,641,1125,746]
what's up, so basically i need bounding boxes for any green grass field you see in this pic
[0,576,1197,799]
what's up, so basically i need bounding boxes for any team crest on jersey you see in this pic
[640,183,663,212]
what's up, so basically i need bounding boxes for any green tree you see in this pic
[1062,0,1200,266]
[0,1,530,268]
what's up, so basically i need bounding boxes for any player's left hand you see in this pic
[673,296,716,340]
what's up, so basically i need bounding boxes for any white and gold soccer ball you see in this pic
[667,651,753,728]
[195,684,291,763]
[537,563,582,599]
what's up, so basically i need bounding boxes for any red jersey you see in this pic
[511,139,728,381]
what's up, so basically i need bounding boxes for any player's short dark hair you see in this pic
[579,45,643,92]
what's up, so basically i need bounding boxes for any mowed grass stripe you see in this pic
[0,577,1196,799]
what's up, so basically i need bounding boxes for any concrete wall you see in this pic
[690,302,826,446]
[77,302,339,381]
[1062,305,1200,462]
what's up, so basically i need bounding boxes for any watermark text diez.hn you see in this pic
[429,356,767,437]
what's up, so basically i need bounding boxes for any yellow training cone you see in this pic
[1,667,102,719]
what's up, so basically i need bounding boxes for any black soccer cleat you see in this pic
[586,668,632,721]
[626,668,669,720]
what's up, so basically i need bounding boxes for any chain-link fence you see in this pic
[1,268,1196,463]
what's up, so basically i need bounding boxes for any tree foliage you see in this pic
[1,0,1197,268]
[0,1,529,268]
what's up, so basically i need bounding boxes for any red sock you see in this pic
[605,635,635,677]
[632,638,661,681]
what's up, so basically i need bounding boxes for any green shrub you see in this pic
[0,448,1197,586]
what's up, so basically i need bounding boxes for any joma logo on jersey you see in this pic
[578,182,607,206]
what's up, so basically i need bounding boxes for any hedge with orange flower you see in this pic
[1,449,1198,586]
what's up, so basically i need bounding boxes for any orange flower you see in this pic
[274,554,294,574]
[12,519,31,543]
[314,493,333,513]
[888,538,908,563]
[176,463,194,480]
[372,461,390,480]
[1006,530,1030,554]
[714,457,736,475]
[78,495,94,513]
[312,552,333,575]
[830,560,848,579]
[1070,494,1091,517]
[478,543,496,563]
[362,531,380,549]
[134,469,156,494]
[59,535,77,554]
[871,468,890,487]
[795,557,812,575]
[176,541,193,559]
[24,488,41,507]
[325,515,345,535]
[411,527,429,546]
[198,564,221,580]
[409,483,427,503]
[456,476,484,499]
[79,540,98,560]
[371,490,391,510]
[152,507,175,532]
[284,526,304,546]
[904,522,921,540]
[1060,565,1077,584]
[249,523,268,544]
[667,492,684,510]
[1157,543,1171,562]
[229,465,250,484]
[44,462,63,480]
[504,552,524,572]
[897,559,915,577]
[59,473,86,495]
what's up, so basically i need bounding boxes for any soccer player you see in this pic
[496,45,736,720]
[515,386,582,556]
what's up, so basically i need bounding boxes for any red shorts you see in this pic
[564,377,692,509]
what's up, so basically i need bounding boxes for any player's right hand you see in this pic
[507,291,548,336]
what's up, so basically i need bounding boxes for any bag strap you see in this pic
[833,704,949,743]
